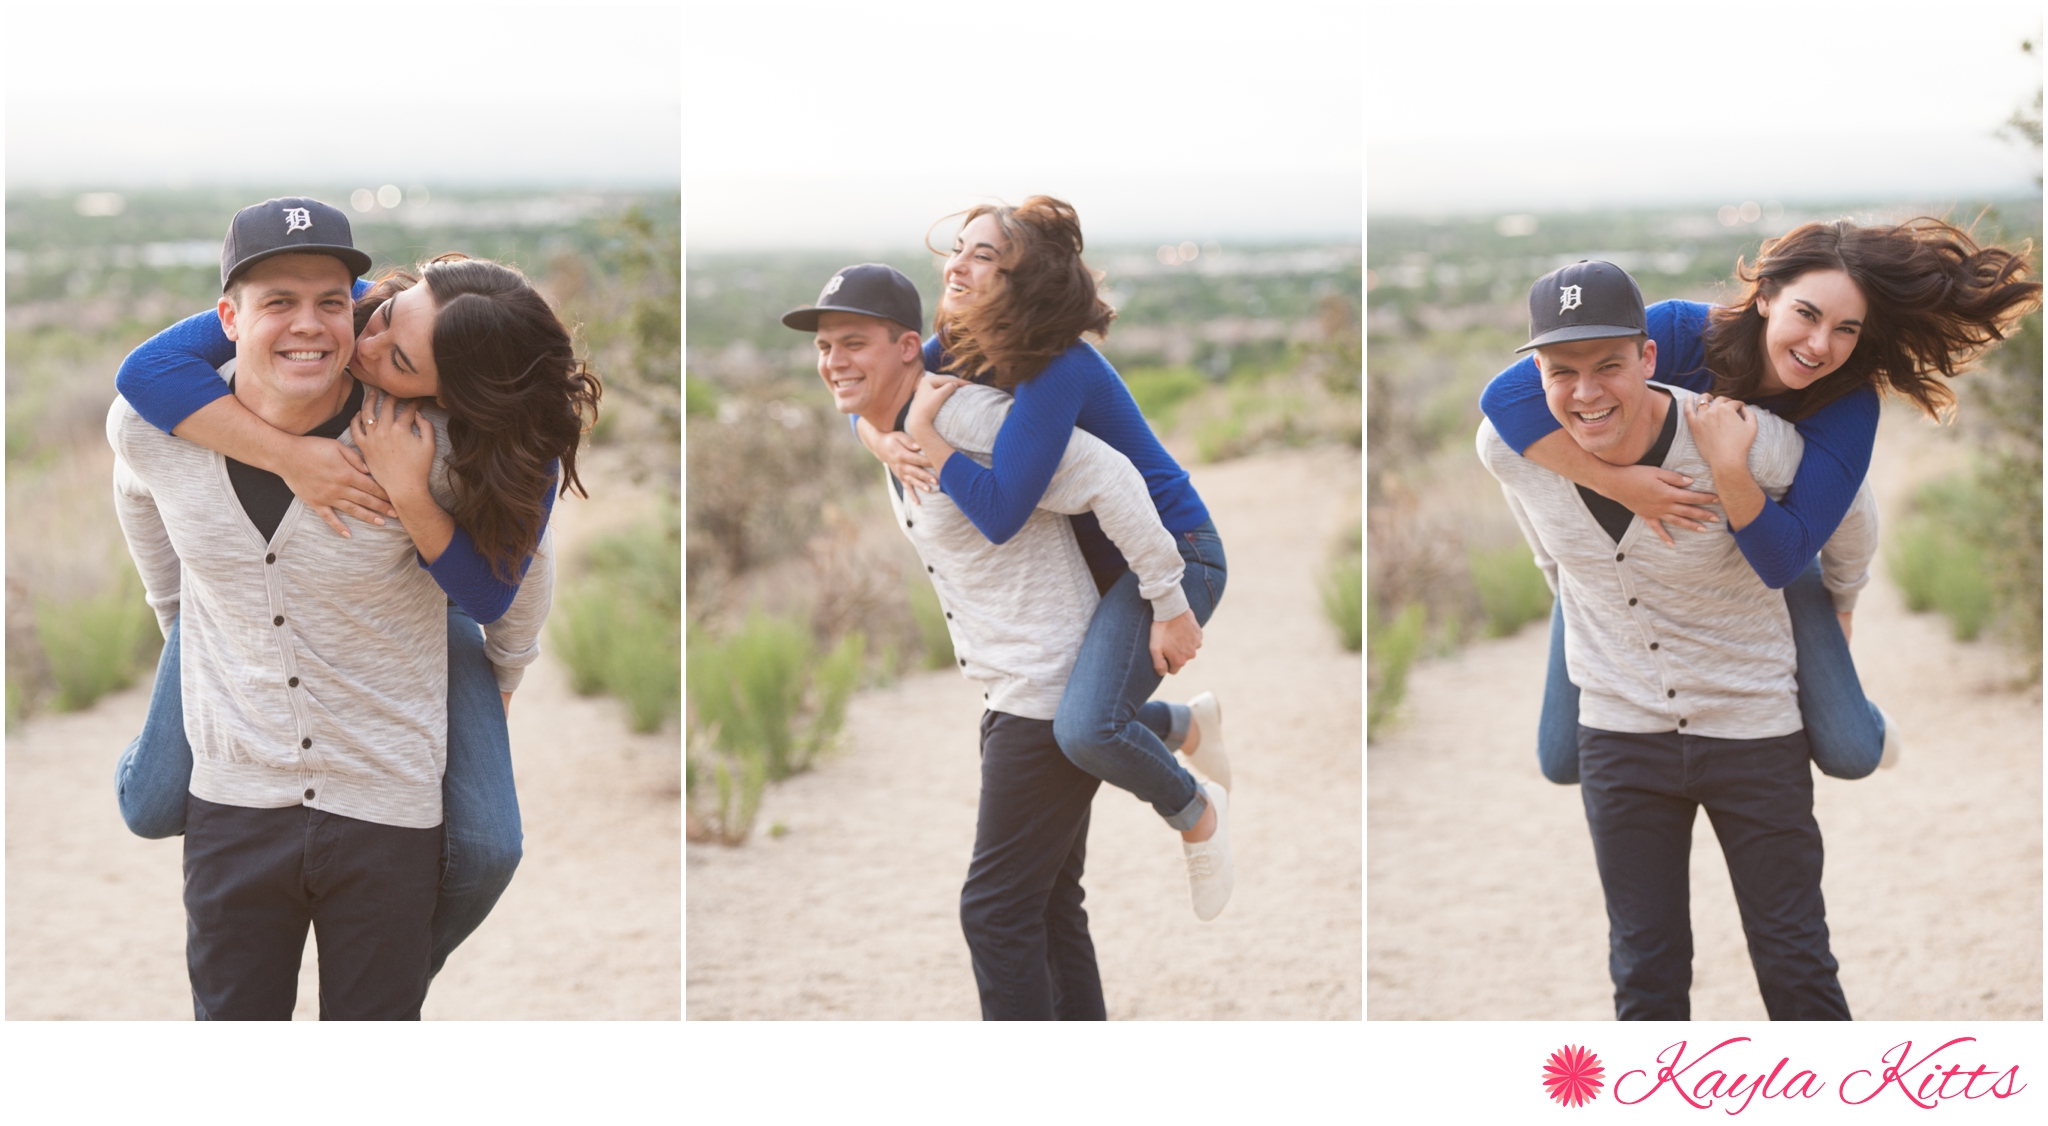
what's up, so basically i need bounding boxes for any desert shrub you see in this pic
[1889,475,1997,642]
[1366,600,1426,737]
[1322,523,1363,651]
[1121,365,1209,427]
[1467,543,1553,638]
[907,578,955,670]
[688,610,863,784]
[33,567,158,713]
[552,515,682,732]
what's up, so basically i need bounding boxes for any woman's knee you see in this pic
[445,829,523,894]
[1051,711,1117,775]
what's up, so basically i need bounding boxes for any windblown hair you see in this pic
[927,195,1116,389]
[1703,218,2040,422]
[354,254,601,582]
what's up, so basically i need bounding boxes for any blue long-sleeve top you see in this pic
[922,336,1210,534]
[1478,299,1879,589]
[113,279,550,623]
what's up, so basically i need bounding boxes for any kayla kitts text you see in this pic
[1610,1037,2024,1113]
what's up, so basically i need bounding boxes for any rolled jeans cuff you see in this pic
[1163,784,1208,832]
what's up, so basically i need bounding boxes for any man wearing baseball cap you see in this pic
[108,197,466,1018]
[1476,260,1875,1020]
[785,264,1197,1019]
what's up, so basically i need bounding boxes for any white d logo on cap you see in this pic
[823,274,845,296]
[283,208,313,234]
[1559,284,1583,313]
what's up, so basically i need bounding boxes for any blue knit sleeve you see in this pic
[922,334,946,372]
[117,278,373,433]
[934,349,1092,544]
[418,462,558,623]
[1729,388,1879,588]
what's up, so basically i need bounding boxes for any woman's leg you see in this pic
[1536,598,1581,785]
[428,605,524,979]
[1052,523,1227,830]
[1785,562,1885,779]
[114,616,193,838]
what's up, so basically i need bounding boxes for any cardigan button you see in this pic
[304,789,315,800]
[273,615,285,626]
[1615,552,1625,562]
[301,738,312,749]
[1679,718,1689,728]
[288,677,299,688]
[1649,642,1659,650]
[1628,597,1638,606]
[266,553,276,564]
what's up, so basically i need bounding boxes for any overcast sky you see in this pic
[5,3,681,190]
[1369,1,2042,213]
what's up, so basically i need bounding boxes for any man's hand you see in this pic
[1150,609,1203,676]
[1602,464,1721,546]
[280,436,395,538]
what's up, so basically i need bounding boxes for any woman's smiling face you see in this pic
[942,213,1008,312]
[352,282,441,401]
[1756,268,1866,394]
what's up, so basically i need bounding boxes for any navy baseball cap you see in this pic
[220,197,372,290]
[782,263,923,334]
[1515,260,1647,353]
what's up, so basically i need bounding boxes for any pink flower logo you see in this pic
[1543,1044,1606,1108]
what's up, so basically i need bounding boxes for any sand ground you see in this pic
[5,453,681,1021]
[1367,411,2044,1019]
[686,446,1363,1019]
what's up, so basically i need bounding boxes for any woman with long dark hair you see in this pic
[856,196,1236,920]
[1480,217,2039,784]
[111,251,600,978]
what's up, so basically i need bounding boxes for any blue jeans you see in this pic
[1052,521,1227,830]
[116,607,523,979]
[1536,561,1886,784]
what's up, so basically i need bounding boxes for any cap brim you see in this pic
[780,304,911,332]
[225,244,374,289]
[1514,323,1647,353]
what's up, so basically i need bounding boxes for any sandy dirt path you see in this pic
[1367,411,2043,1020]
[5,464,681,1021]
[686,446,1363,1019]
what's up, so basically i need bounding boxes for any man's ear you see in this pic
[899,330,922,364]
[217,294,241,342]
[1639,337,1657,375]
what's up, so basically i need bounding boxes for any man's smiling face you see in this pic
[219,253,356,406]
[815,311,919,417]
[1536,335,1661,463]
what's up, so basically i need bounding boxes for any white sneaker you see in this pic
[1184,692,1231,791]
[1877,705,1903,770]
[1183,781,1234,922]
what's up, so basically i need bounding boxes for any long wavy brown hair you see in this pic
[927,195,1116,389]
[1704,218,2040,421]
[354,254,601,582]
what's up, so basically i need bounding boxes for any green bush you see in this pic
[552,516,682,732]
[1121,366,1209,427]
[1322,535,1363,651]
[34,573,158,714]
[688,611,863,783]
[1889,479,1996,642]
[1366,601,1427,736]
[907,578,955,670]
[1467,544,1553,638]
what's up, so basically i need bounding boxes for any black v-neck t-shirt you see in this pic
[1576,388,1677,545]
[225,379,365,543]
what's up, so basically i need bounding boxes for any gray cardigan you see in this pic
[890,382,1188,720]
[108,384,552,829]
[1478,383,1877,739]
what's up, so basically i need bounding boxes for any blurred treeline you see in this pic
[1365,191,2044,733]
[5,186,681,730]
[685,237,1363,842]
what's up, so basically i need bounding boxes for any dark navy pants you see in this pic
[1579,726,1850,1021]
[184,796,443,1020]
[959,711,1105,1021]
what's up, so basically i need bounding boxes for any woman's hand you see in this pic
[349,389,457,563]
[1687,393,1760,476]
[351,388,437,506]
[856,416,938,503]
[1837,611,1853,645]
[904,375,968,488]
[279,437,396,538]
[1602,464,1721,545]
[1686,394,1767,530]
[1150,609,1203,676]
